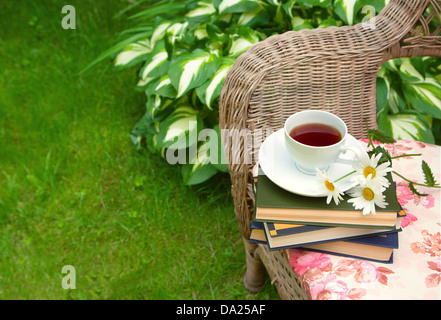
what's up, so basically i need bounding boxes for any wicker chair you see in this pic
[219,0,441,300]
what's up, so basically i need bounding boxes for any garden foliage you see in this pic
[110,0,441,185]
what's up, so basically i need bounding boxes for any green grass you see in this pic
[0,0,278,299]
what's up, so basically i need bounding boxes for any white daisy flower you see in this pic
[315,168,344,205]
[347,175,388,215]
[352,152,393,188]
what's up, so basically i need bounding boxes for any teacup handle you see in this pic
[334,146,361,165]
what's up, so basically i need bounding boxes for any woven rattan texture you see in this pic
[219,0,441,299]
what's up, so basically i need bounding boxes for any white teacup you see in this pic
[284,110,359,175]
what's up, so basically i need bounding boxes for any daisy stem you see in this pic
[390,154,422,159]
[392,171,441,188]
[335,170,356,183]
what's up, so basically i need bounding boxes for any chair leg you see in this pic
[242,236,265,293]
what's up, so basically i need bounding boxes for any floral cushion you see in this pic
[285,140,440,300]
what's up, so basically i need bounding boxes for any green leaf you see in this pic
[114,40,152,68]
[362,0,387,13]
[185,0,216,20]
[292,17,315,31]
[181,162,218,185]
[196,58,234,109]
[130,112,160,151]
[137,42,169,88]
[237,5,269,27]
[376,75,389,114]
[386,111,435,143]
[368,129,396,145]
[210,125,229,173]
[399,58,424,81]
[146,74,177,99]
[157,106,202,150]
[182,140,218,185]
[368,145,392,165]
[333,0,364,25]
[228,27,262,57]
[150,20,172,47]
[129,1,187,20]
[402,76,441,120]
[217,0,261,14]
[422,160,437,187]
[318,18,339,28]
[388,87,406,114]
[295,0,331,8]
[409,182,429,197]
[377,112,393,138]
[165,21,189,47]
[168,49,220,98]
[145,95,174,121]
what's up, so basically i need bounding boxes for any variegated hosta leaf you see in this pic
[403,78,441,120]
[210,125,229,173]
[291,16,314,31]
[168,49,220,98]
[237,5,269,27]
[318,18,339,28]
[137,42,169,88]
[185,1,216,19]
[146,94,174,121]
[228,27,262,57]
[182,134,223,185]
[157,106,202,150]
[381,112,434,143]
[166,22,189,46]
[180,124,229,185]
[150,21,171,47]
[217,0,261,14]
[194,24,208,40]
[295,0,331,8]
[181,140,218,185]
[148,75,176,99]
[196,58,234,109]
[399,59,441,119]
[388,87,406,113]
[362,0,388,13]
[376,74,389,114]
[266,0,280,6]
[399,58,424,81]
[114,40,152,67]
[130,112,157,150]
[333,0,364,25]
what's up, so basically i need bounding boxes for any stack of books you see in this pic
[250,169,405,263]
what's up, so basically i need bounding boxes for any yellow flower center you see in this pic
[363,166,376,178]
[325,180,335,191]
[363,188,375,201]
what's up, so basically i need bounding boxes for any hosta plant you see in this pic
[104,0,441,185]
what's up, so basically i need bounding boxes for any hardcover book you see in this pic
[263,221,401,250]
[250,221,398,263]
[301,232,398,263]
[254,171,404,228]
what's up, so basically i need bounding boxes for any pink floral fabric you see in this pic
[286,140,441,300]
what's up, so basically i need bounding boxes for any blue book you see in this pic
[250,221,399,263]
[263,221,401,249]
[301,232,398,263]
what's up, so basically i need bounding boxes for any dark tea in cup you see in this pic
[289,123,342,147]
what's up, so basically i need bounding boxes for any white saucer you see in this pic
[258,129,364,197]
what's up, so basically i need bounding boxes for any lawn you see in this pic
[0,0,278,299]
